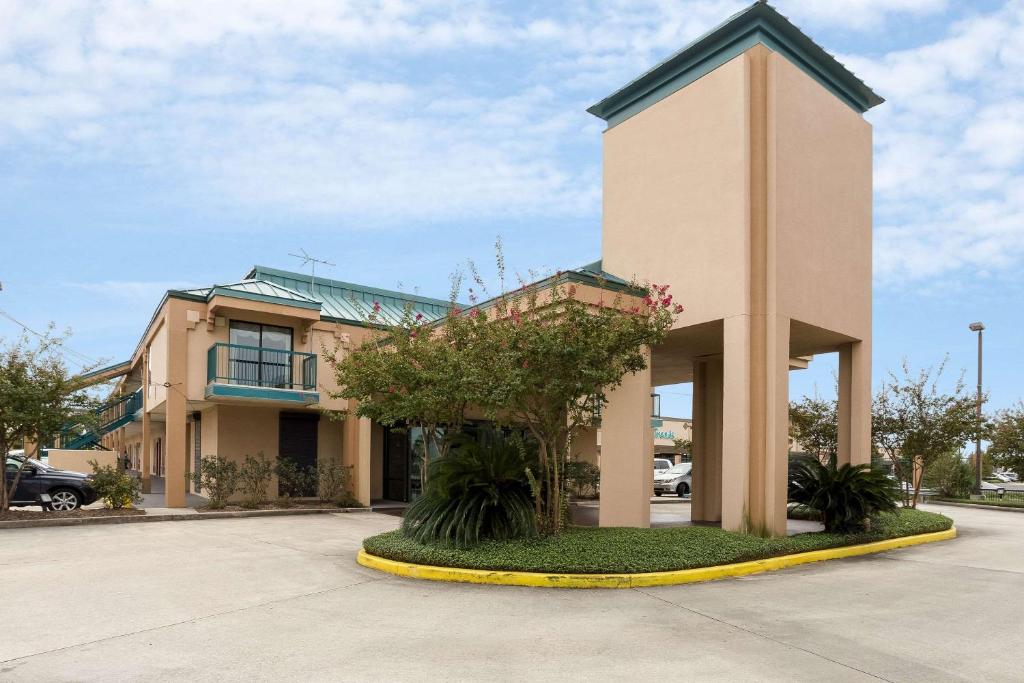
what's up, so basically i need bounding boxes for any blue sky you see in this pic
[1,0,1021,418]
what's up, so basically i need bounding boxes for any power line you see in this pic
[0,307,100,368]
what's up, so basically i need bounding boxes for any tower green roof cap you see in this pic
[587,1,883,128]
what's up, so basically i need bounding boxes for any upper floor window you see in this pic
[228,321,294,388]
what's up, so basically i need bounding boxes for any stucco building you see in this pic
[60,2,879,534]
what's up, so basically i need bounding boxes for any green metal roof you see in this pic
[245,266,454,326]
[172,280,322,311]
[588,1,883,128]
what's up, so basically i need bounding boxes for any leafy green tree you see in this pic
[1,330,102,511]
[923,451,975,499]
[673,438,692,459]
[326,285,470,485]
[987,404,1024,479]
[328,245,679,535]
[463,273,678,534]
[789,394,838,464]
[872,360,983,508]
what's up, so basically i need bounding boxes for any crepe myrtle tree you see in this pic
[463,271,681,534]
[987,403,1024,480]
[872,359,983,508]
[326,276,472,486]
[328,244,681,534]
[0,329,103,511]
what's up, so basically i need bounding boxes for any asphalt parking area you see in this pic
[1,504,1021,682]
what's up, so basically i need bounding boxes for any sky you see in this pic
[1,0,1022,419]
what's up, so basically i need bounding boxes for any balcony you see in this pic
[206,343,319,405]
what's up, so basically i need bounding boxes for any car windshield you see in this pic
[665,463,691,475]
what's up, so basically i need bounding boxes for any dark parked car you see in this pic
[4,457,98,511]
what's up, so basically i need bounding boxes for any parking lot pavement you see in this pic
[1,503,1022,682]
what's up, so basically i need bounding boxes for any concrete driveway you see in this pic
[0,503,1021,682]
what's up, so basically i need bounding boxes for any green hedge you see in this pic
[362,508,952,574]
[933,497,1024,509]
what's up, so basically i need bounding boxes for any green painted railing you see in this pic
[207,342,317,391]
[60,388,143,449]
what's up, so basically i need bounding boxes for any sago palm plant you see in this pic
[788,456,897,533]
[401,433,537,548]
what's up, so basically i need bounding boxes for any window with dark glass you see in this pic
[228,321,294,388]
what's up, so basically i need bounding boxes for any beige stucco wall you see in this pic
[46,449,117,472]
[147,321,168,410]
[602,54,750,327]
[770,54,872,341]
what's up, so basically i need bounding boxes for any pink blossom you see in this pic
[414,312,423,321]
[469,309,480,318]
[373,301,381,312]
[673,304,685,313]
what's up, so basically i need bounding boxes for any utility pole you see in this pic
[969,321,985,496]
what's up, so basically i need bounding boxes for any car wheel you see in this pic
[49,488,81,511]
[654,491,662,497]
[676,482,690,497]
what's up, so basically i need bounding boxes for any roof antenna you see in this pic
[289,248,335,293]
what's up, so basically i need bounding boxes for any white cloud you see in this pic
[0,0,1018,286]
[841,0,1024,284]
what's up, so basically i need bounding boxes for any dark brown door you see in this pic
[279,412,319,496]
[384,428,409,502]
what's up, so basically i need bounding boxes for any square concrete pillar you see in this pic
[837,340,872,466]
[721,315,789,536]
[598,354,653,528]
[691,357,722,522]
[344,401,373,506]
[163,299,189,508]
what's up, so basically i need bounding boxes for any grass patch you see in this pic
[363,508,952,574]
[932,497,1024,509]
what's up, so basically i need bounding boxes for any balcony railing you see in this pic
[100,388,143,428]
[207,343,317,392]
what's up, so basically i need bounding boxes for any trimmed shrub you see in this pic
[318,460,360,507]
[194,455,239,509]
[788,456,897,533]
[401,434,537,548]
[88,460,142,509]
[275,459,317,505]
[238,452,274,509]
[565,459,600,499]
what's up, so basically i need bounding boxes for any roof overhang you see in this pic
[587,1,883,128]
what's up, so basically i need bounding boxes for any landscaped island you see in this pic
[362,508,952,575]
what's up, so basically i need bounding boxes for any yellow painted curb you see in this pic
[357,527,956,589]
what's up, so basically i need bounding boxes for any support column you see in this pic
[598,352,653,527]
[721,314,789,536]
[690,358,722,522]
[164,300,189,508]
[837,339,872,466]
[141,409,152,492]
[345,400,373,506]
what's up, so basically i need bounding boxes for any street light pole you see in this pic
[969,322,985,496]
